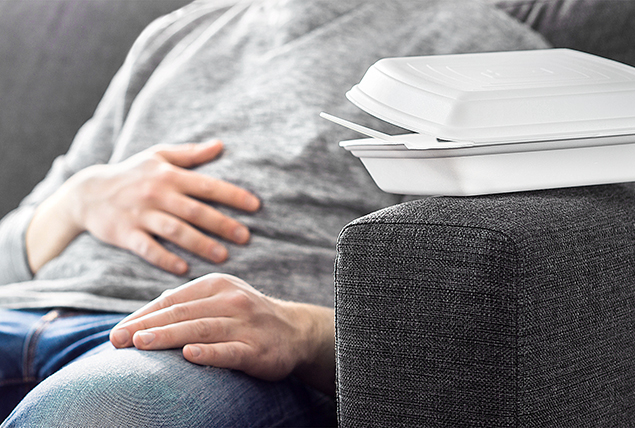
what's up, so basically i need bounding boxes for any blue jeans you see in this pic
[0,308,126,421]
[0,309,336,427]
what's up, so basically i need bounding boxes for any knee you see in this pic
[3,347,335,428]
[3,348,208,427]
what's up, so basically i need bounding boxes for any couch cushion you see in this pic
[0,0,191,218]
[490,0,635,65]
[335,183,635,426]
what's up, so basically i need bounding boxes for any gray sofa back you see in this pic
[0,0,191,218]
[2,0,635,219]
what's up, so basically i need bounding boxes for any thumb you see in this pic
[157,140,224,168]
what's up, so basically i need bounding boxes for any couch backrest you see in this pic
[1,0,634,219]
[491,0,635,66]
[0,0,191,218]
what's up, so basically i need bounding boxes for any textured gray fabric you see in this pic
[0,0,546,311]
[0,0,192,219]
[0,0,549,312]
[1,0,630,222]
[491,0,635,66]
[0,206,35,286]
[335,183,635,427]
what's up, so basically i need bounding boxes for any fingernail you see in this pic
[211,246,227,263]
[173,260,188,274]
[112,329,130,346]
[233,226,249,243]
[245,195,260,211]
[137,331,155,345]
[188,345,201,358]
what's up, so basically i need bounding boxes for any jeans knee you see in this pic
[3,347,335,428]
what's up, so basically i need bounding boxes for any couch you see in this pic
[0,0,192,219]
[335,1,635,427]
[2,0,635,427]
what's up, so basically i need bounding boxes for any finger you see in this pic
[124,229,189,275]
[183,342,253,373]
[119,294,231,337]
[155,140,224,169]
[183,342,287,382]
[141,210,228,264]
[111,274,238,336]
[110,274,250,348]
[171,169,261,212]
[111,302,217,349]
[160,193,251,245]
[112,303,229,349]
[131,317,236,350]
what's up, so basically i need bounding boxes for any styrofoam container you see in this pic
[334,49,635,196]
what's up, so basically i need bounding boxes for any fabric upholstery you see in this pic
[335,183,635,426]
[2,0,634,220]
[0,0,191,218]
[491,0,635,66]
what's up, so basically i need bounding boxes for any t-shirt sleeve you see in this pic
[0,5,202,285]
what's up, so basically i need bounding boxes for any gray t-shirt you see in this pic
[0,0,548,312]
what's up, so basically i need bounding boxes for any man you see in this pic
[0,0,548,425]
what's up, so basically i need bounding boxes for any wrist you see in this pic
[61,165,105,232]
[285,301,336,396]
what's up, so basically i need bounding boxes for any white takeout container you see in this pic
[331,49,635,196]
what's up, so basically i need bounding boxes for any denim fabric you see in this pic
[2,343,337,427]
[0,309,126,421]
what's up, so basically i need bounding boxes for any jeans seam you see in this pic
[22,309,61,383]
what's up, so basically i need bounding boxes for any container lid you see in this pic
[347,49,635,144]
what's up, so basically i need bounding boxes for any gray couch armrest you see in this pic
[335,184,635,427]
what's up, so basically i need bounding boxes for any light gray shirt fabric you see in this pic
[0,0,548,313]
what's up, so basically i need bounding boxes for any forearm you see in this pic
[25,175,84,274]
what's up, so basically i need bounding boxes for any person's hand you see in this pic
[26,141,261,275]
[109,273,336,395]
